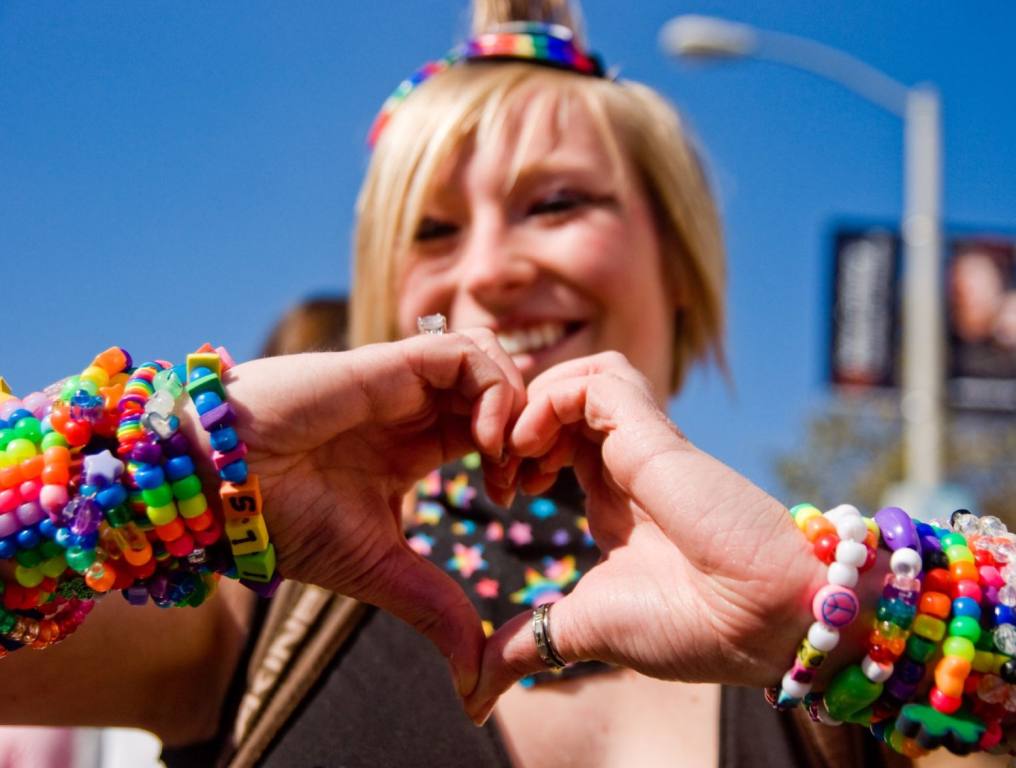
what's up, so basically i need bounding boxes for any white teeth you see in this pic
[496,322,568,356]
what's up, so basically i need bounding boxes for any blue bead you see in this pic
[16,528,39,550]
[164,455,195,482]
[77,483,98,498]
[0,538,16,559]
[134,464,166,490]
[189,366,213,382]
[209,426,238,452]
[193,391,223,415]
[37,518,57,539]
[96,484,128,510]
[0,419,8,430]
[54,527,74,548]
[7,409,32,426]
[72,532,98,549]
[995,604,1016,627]
[952,597,981,619]
[219,459,248,484]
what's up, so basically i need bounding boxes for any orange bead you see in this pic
[950,561,978,583]
[935,657,971,697]
[19,455,44,481]
[0,465,22,489]
[154,517,185,542]
[919,591,952,619]
[43,446,71,466]
[41,463,69,486]
[803,515,835,542]
[85,565,117,593]
[92,346,128,375]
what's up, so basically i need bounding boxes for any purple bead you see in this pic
[131,440,163,465]
[124,585,149,606]
[69,498,102,536]
[875,507,921,553]
[894,656,925,684]
[886,676,920,701]
[164,431,191,457]
[199,402,236,431]
[985,585,1000,605]
[148,573,170,601]
[241,572,283,598]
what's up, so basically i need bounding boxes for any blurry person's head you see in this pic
[994,293,1016,349]
[351,0,725,399]
[951,248,1006,342]
[262,296,349,357]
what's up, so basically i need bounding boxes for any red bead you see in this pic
[980,720,1003,751]
[929,687,962,714]
[814,533,840,564]
[859,546,878,573]
[974,548,995,567]
[964,672,983,695]
[867,643,898,663]
[62,420,92,447]
[951,579,983,602]
[923,568,952,595]
[165,532,194,558]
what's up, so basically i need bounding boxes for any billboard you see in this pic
[829,227,1016,412]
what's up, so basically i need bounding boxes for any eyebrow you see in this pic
[502,158,616,198]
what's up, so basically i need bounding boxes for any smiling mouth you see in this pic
[495,321,585,356]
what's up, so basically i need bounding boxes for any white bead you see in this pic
[781,671,812,700]
[860,655,893,683]
[827,562,859,588]
[995,624,1016,655]
[980,515,1007,537]
[807,621,840,652]
[890,548,923,581]
[836,516,868,543]
[1000,585,1016,607]
[835,540,868,568]
[825,504,861,526]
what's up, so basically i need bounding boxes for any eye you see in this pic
[528,189,612,218]
[414,216,459,242]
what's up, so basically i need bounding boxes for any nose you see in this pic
[457,217,538,310]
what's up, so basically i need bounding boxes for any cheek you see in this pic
[395,263,452,337]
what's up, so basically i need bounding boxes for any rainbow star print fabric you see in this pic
[407,454,604,684]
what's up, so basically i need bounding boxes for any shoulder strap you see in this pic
[223,582,367,768]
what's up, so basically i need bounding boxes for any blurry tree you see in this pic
[775,394,1016,525]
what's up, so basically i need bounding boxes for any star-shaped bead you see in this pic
[83,449,124,487]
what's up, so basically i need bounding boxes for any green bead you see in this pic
[40,540,62,559]
[40,431,68,450]
[40,555,67,579]
[171,475,202,501]
[976,631,997,651]
[906,634,937,662]
[945,544,974,564]
[141,483,173,508]
[824,664,884,722]
[949,616,982,643]
[13,417,42,443]
[185,373,226,401]
[59,376,81,400]
[939,532,966,549]
[0,613,15,633]
[153,368,184,399]
[105,504,131,527]
[65,546,96,573]
[14,549,42,568]
[943,636,976,661]
[0,429,13,450]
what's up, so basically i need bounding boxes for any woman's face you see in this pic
[395,98,677,399]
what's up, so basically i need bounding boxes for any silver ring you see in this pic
[416,313,447,335]
[532,602,568,671]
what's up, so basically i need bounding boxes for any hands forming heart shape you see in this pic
[212,331,826,720]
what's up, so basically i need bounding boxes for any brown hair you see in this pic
[261,297,349,357]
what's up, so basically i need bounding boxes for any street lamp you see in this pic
[661,15,946,498]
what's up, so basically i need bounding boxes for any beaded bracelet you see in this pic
[185,345,280,597]
[766,503,875,710]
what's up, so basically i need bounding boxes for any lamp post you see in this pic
[660,15,945,494]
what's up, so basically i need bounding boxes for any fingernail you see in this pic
[472,700,495,726]
[497,448,511,467]
[449,659,472,698]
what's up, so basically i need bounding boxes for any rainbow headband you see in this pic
[368,22,606,147]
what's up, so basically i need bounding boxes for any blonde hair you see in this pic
[351,3,725,393]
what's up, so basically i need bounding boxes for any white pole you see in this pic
[901,86,945,488]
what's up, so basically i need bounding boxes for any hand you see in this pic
[465,352,824,722]
[210,329,525,696]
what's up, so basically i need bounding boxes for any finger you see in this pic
[357,541,487,699]
[456,327,526,422]
[464,597,584,724]
[525,351,648,401]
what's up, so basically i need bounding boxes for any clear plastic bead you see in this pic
[995,623,1016,655]
[1005,685,1016,713]
[981,515,1007,538]
[954,512,980,535]
[1000,585,1016,607]
[890,575,920,595]
[979,674,1009,704]
[1003,563,1016,586]
[996,539,1016,565]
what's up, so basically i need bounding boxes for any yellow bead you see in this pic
[225,515,270,556]
[797,639,826,670]
[178,493,208,519]
[79,365,109,387]
[147,501,178,527]
[973,650,995,673]
[912,614,946,642]
[186,352,221,381]
[40,556,66,579]
[792,503,821,531]
[14,565,43,588]
[864,517,881,545]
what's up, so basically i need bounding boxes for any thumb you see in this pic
[464,596,585,724]
[360,543,487,699]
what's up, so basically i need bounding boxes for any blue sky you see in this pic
[2,1,1014,495]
